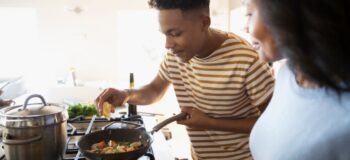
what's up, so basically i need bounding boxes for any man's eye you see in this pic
[246,13,252,17]
[171,32,182,37]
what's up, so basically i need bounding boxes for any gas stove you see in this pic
[0,115,155,160]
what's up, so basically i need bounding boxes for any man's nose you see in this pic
[165,37,175,50]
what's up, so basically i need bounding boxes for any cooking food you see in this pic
[67,103,99,118]
[89,140,142,154]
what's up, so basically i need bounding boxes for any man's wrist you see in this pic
[123,89,134,102]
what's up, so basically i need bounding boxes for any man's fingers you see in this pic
[180,107,194,120]
[95,89,106,109]
[185,113,191,119]
[95,88,108,104]
[97,89,113,113]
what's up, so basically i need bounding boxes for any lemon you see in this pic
[102,102,113,119]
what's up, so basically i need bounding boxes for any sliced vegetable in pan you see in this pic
[89,140,142,154]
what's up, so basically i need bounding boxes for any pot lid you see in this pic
[6,103,64,117]
[5,94,64,116]
[0,94,68,128]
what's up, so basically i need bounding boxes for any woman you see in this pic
[248,0,350,159]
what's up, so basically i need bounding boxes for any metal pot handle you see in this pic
[3,134,42,145]
[22,94,47,110]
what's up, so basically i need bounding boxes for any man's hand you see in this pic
[95,88,130,114]
[177,107,212,129]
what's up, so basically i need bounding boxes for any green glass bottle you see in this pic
[128,73,137,116]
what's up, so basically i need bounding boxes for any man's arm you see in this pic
[206,95,271,133]
[179,95,272,134]
[126,74,171,105]
[95,74,171,112]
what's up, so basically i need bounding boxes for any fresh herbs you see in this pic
[67,103,99,118]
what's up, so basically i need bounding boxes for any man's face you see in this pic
[159,9,206,62]
[249,1,282,62]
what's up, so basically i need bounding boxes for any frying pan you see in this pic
[77,112,187,160]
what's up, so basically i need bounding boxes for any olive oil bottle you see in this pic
[128,73,137,116]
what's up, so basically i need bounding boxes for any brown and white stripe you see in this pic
[158,33,274,159]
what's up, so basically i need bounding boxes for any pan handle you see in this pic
[150,112,187,134]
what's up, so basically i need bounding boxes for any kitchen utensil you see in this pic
[77,112,187,160]
[0,94,68,160]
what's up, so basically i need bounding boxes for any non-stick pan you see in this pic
[77,112,187,160]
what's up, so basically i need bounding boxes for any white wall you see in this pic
[0,0,244,89]
[1,0,151,89]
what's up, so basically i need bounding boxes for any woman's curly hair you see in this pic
[148,0,209,11]
[254,0,350,92]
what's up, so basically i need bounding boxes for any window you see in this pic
[0,7,43,92]
[0,7,39,76]
[115,10,165,85]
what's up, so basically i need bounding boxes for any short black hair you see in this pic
[254,0,350,92]
[148,0,210,12]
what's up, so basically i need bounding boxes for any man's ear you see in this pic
[200,15,211,31]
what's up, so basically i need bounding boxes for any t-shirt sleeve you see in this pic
[158,53,172,82]
[244,58,275,106]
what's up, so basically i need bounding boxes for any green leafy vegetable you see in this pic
[68,103,99,118]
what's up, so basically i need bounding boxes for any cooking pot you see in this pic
[78,112,187,160]
[0,94,68,160]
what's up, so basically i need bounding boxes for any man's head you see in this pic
[149,0,211,62]
[250,0,350,91]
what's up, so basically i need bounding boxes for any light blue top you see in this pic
[250,62,350,160]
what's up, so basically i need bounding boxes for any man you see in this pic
[95,0,274,159]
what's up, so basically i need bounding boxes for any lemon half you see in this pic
[102,102,113,119]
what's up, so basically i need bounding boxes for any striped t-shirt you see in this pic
[158,32,274,160]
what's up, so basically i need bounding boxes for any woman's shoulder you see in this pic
[274,60,291,79]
